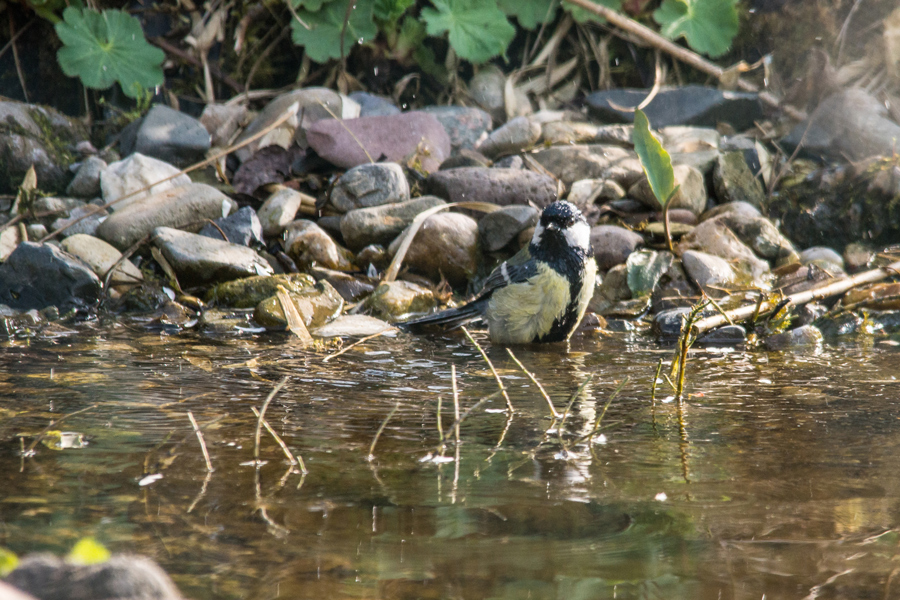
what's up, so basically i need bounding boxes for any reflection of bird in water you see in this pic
[401,201,597,344]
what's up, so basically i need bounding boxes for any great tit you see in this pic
[400,200,597,344]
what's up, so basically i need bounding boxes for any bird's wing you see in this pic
[478,246,539,298]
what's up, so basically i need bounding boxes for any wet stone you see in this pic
[366,280,436,320]
[59,234,143,287]
[340,196,446,251]
[421,106,492,153]
[330,162,411,213]
[312,314,394,338]
[713,151,766,208]
[0,242,101,312]
[698,324,747,345]
[676,218,770,284]
[478,205,540,253]
[764,325,824,350]
[131,104,211,168]
[388,212,480,287]
[152,227,273,286]
[253,279,344,330]
[199,205,264,247]
[800,246,845,271]
[681,250,735,291]
[590,225,644,271]
[477,116,541,159]
[426,167,557,208]
[66,156,107,198]
[714,213,797,262]
[206,273,316,308]
[284,220,355,271]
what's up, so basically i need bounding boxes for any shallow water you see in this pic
[2,323,900,600]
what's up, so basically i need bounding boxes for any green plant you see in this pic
[653,0,738,58]
[54,7,165,99]
[632,108,679,253]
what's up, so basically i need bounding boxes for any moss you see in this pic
[27,107,78,168]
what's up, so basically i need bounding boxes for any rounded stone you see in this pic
[340,196,446,251]
[388,212,479,287]
[330,162,410,213]
[478,205,539,253]
[426,167,557,208]
[590,225,644,271]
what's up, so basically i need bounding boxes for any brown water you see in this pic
[2,322,900,600]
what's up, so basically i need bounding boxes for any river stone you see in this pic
[330,162,410,213]
[97,183,235,250]
[307,112,450,173]
[493,155,524,169]
[233,87,345,161]
[660,126,720,153]
[0,242,101,311]
[199,205,264,247]
[6,553,183,600]
[781,88,900,162]
[284,220,355,271]
[530,145,644,188]
[388,212,479,287]
[426,167,557,208]
[366,280,436,320]
[131,104,211,168]
[800,246,845,271]
[100,153,191,211]
[340,196,446,250]
[713,151,766,207]
[33,196,86,217]
[468,65,509,123]
[421,106,493,153]
[843,243,872,273]
[714,213,797,262]
[676,218,770,284]
[540,121,602,145]
[200,103,249,147]
[312,314,394,337]
[206,273,316,308]
[0,228,22,261]
[0,100,89,194]
[348,92,400,117]
[700,200,761,222]
[478,205,540,252]
[698,324,747,345]
[586,85,763,130]
[258,187,312,237]
[681,250,735,291]
[253,279,344,330]
[588,263,631,315]
[630,164,707,215]
[590,225,644,271]
[52,203,108,238]
[66,156,106,198]
[59,234,144,286]
[477,116,541,158]
[152,227,273,286]
[764,324,824,350]
[567,179,625,211]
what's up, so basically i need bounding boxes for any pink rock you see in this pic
[307,112,450,173]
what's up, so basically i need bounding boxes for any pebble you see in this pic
[52,203,108,238]
[366,280,436,320]
[152,227,273,286]
[199,205,264,247]
[676,219,770,284]
[253,279,344,329]
[284,220,355,271]
[800,246,845,271]
[478,205,539,252]
[764,324,824,350]
[206,273,316,308]
[590,225,644,271]
[60,234,144,286]
[130,104,211,168]
[330,162,410,213]
[66,156,107,198]
[257,187,312,237]
[713,151,766,207]
[100,153,191,211]
[388,212,480,287]
[421,106,493,153]
[530,145,644,188]
[681,250,735,290]
[312,314,394,337]
[199,103,249,147]
[340,196,446,251]
[0,241,101,311]
[348,92,401,117]
[426,167,557,208]
[476,116,541,158]
[629,163,707,215]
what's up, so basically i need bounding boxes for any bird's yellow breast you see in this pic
[486,262,572,344]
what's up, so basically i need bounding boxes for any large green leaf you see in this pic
[632,109,675,208]
[653,0,738,58]
[374,0,416,24]
[565,0,622,24]
[291,0,378,63]
[498,0,558,30]
[421,0,515,64]
[55,7,164,98]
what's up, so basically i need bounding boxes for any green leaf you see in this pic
[565,0,622,24]
[374,0,416,24]
[0,547,18,577]
[55,7,164,99]
[291,0,378,63]
[653,0,738,58]
[632,109,676,208]
[421,0,515,64]
[67,537,111,565]
[498,0,558,30]
[290,0,329,10]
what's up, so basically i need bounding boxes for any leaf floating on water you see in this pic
[67,537,111,565]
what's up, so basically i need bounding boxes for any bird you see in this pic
[400,200,597,344]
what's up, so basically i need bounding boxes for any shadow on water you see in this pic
[1,322,900,599]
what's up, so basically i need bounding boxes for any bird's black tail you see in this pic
[398,298,488,333]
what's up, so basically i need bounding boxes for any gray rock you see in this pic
[713,151,765,207]
[96,183,236,250]
[629,164,707,215]
[284,220,356,271]
[764,324,824,350]
[366,280,436,320]
[233,87,345,161]
[590,225,644,271]
[714,213,797,262]
[676,218,770,284]
[477,116,541,158]
[700,200,761,222]
[348,92,400,117]
[539,122,638,147]
[257,187,311,237]
[132,104,211,168]
[33,196,85,217]
[586,85,763,130]
[199,205,264,247]
[681,249,735,290]
[312,314,394,337]
[330,162,410,213]
[426,167,557,208]
[340,196,446,250]
[0,242,101,311]
[567,179,625,211]
[388,212,480,287]
[421,105,493,153]
[843,243,872,273]
[66,156,107,198]
[253,279,344,330]
[588,263,630,315]
[782,88,900,162]
[26,224,47,239]
[530,145,645,188]
[800,246,845,271]
[52,203,108,238]
[698,324,746,345]
[493,155,524,169]
[468,66,510,123]
[307,112,450,173]
[59,234,143,286]
[478,205,539,252]
[200,103,249,147]
[0,100,89,194]
[152,227,273,286]
[100,153,191,211]
[660,126,720,153]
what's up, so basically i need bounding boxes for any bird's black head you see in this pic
[530,201,591,259]
[539,200,583,230]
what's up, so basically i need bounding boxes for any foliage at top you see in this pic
[632,108,675,207]
[290,0,379,63]
[653,0,739,58]
[54,7,165,99]
[421,0,516,64]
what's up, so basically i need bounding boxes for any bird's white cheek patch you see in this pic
[564,221,591,251]
[531,222,545,246]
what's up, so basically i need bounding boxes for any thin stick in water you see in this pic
[462,327,513,412]
[451,365,461,443]
[506,348,559,418]
[254,376,290,464]
[251,406,307,474]
[558,375,594,430]
[187,411,214,472]
[323,327,396,362]
[368,401,401,462]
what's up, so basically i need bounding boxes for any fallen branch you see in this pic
[692,259,900,335]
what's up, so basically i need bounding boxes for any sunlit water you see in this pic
[1,321,899,600]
